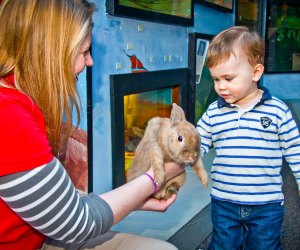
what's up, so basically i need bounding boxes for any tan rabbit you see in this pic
[126,103,208,200]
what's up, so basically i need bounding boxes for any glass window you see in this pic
[195,66,218,123]
[124,87,180,174]
[195,38,215,122]
[236,0,262,33]
[265,1,300,72]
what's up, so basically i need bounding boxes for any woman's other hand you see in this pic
[137,194,177,211]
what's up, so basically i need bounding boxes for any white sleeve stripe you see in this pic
[2,160,60,202]
[25,176,72,222]
[46,193,80,236]
[0,159,114,242]
[33,184,75,226]
[67,204,90,243]
[87,220,96,239]
[14,168,67,212]
[59,203,86,241]
[0,163,46,189]
[58,205,85,241]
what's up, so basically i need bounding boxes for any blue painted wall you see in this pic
[262,73,300,100]
[89,1,234,194]
[193,4,234,34]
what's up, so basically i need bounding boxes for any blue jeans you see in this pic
[209,198,284,250]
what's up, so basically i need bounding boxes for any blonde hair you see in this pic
[0,0,96,155]
[207,26,264,69]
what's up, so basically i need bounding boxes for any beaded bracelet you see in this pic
[144,173,158,193]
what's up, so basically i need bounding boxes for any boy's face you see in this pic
[209,51,263,108]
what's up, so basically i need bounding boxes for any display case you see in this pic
[236,0,263,33]
[106,0,194,26]
[265,0,300,73]
[110,69,191,188]
[188,33,218,124]
[196,0,233,12]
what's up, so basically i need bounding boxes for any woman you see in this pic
[0,0,183,249]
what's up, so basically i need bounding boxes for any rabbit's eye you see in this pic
[178,135,183,142]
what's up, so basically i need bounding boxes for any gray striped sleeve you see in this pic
[0,158,114,243]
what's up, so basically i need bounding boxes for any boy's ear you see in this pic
[252,64,264,82]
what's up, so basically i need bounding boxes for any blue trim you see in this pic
[212,163,282,169]
[279,126,298,136]
[263,103,286,113]
[250,110,282,120]
[214,136,280,143]
[201,142,210,148]
[212,127,238,135]
[284,135,300,143]
[288,161,300,165]
[212,171,281,177]
[209,110,237,118]
[281,118,295,126]
[212,186,281,195]
[200,118,211,127]
[285,153,300,157]
[217,155,282,159]
[212,179,282,186]
[211,119,238,127]
[214,146,282,151]
[212,126,278,136]
[210,195,284,205]
[283,143,300,150]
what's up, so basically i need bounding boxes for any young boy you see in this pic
[197,26,300,249]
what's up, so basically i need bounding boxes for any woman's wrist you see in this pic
[144,163,185,194]
[143,172,158,193]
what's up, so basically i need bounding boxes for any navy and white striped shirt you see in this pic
[197,87,300,205]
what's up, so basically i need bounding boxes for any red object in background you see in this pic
[123,49,148,73]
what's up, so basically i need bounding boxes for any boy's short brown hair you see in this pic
[207,26,264,69]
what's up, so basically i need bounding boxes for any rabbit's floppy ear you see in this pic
[170,103,186,127]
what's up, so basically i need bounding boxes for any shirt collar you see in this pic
[217,87,272,109]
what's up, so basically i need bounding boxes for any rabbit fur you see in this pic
[126,103,208,200]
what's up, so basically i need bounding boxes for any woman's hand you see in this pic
[100,162,186,224]
[135,162,185,212]
[136,194,177,212]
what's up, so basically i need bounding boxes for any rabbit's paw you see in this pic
[153,169,166,187]
[153,183,179,200]
[165,183,180,197]
[153,189,166,200]
[198,169,208,187]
